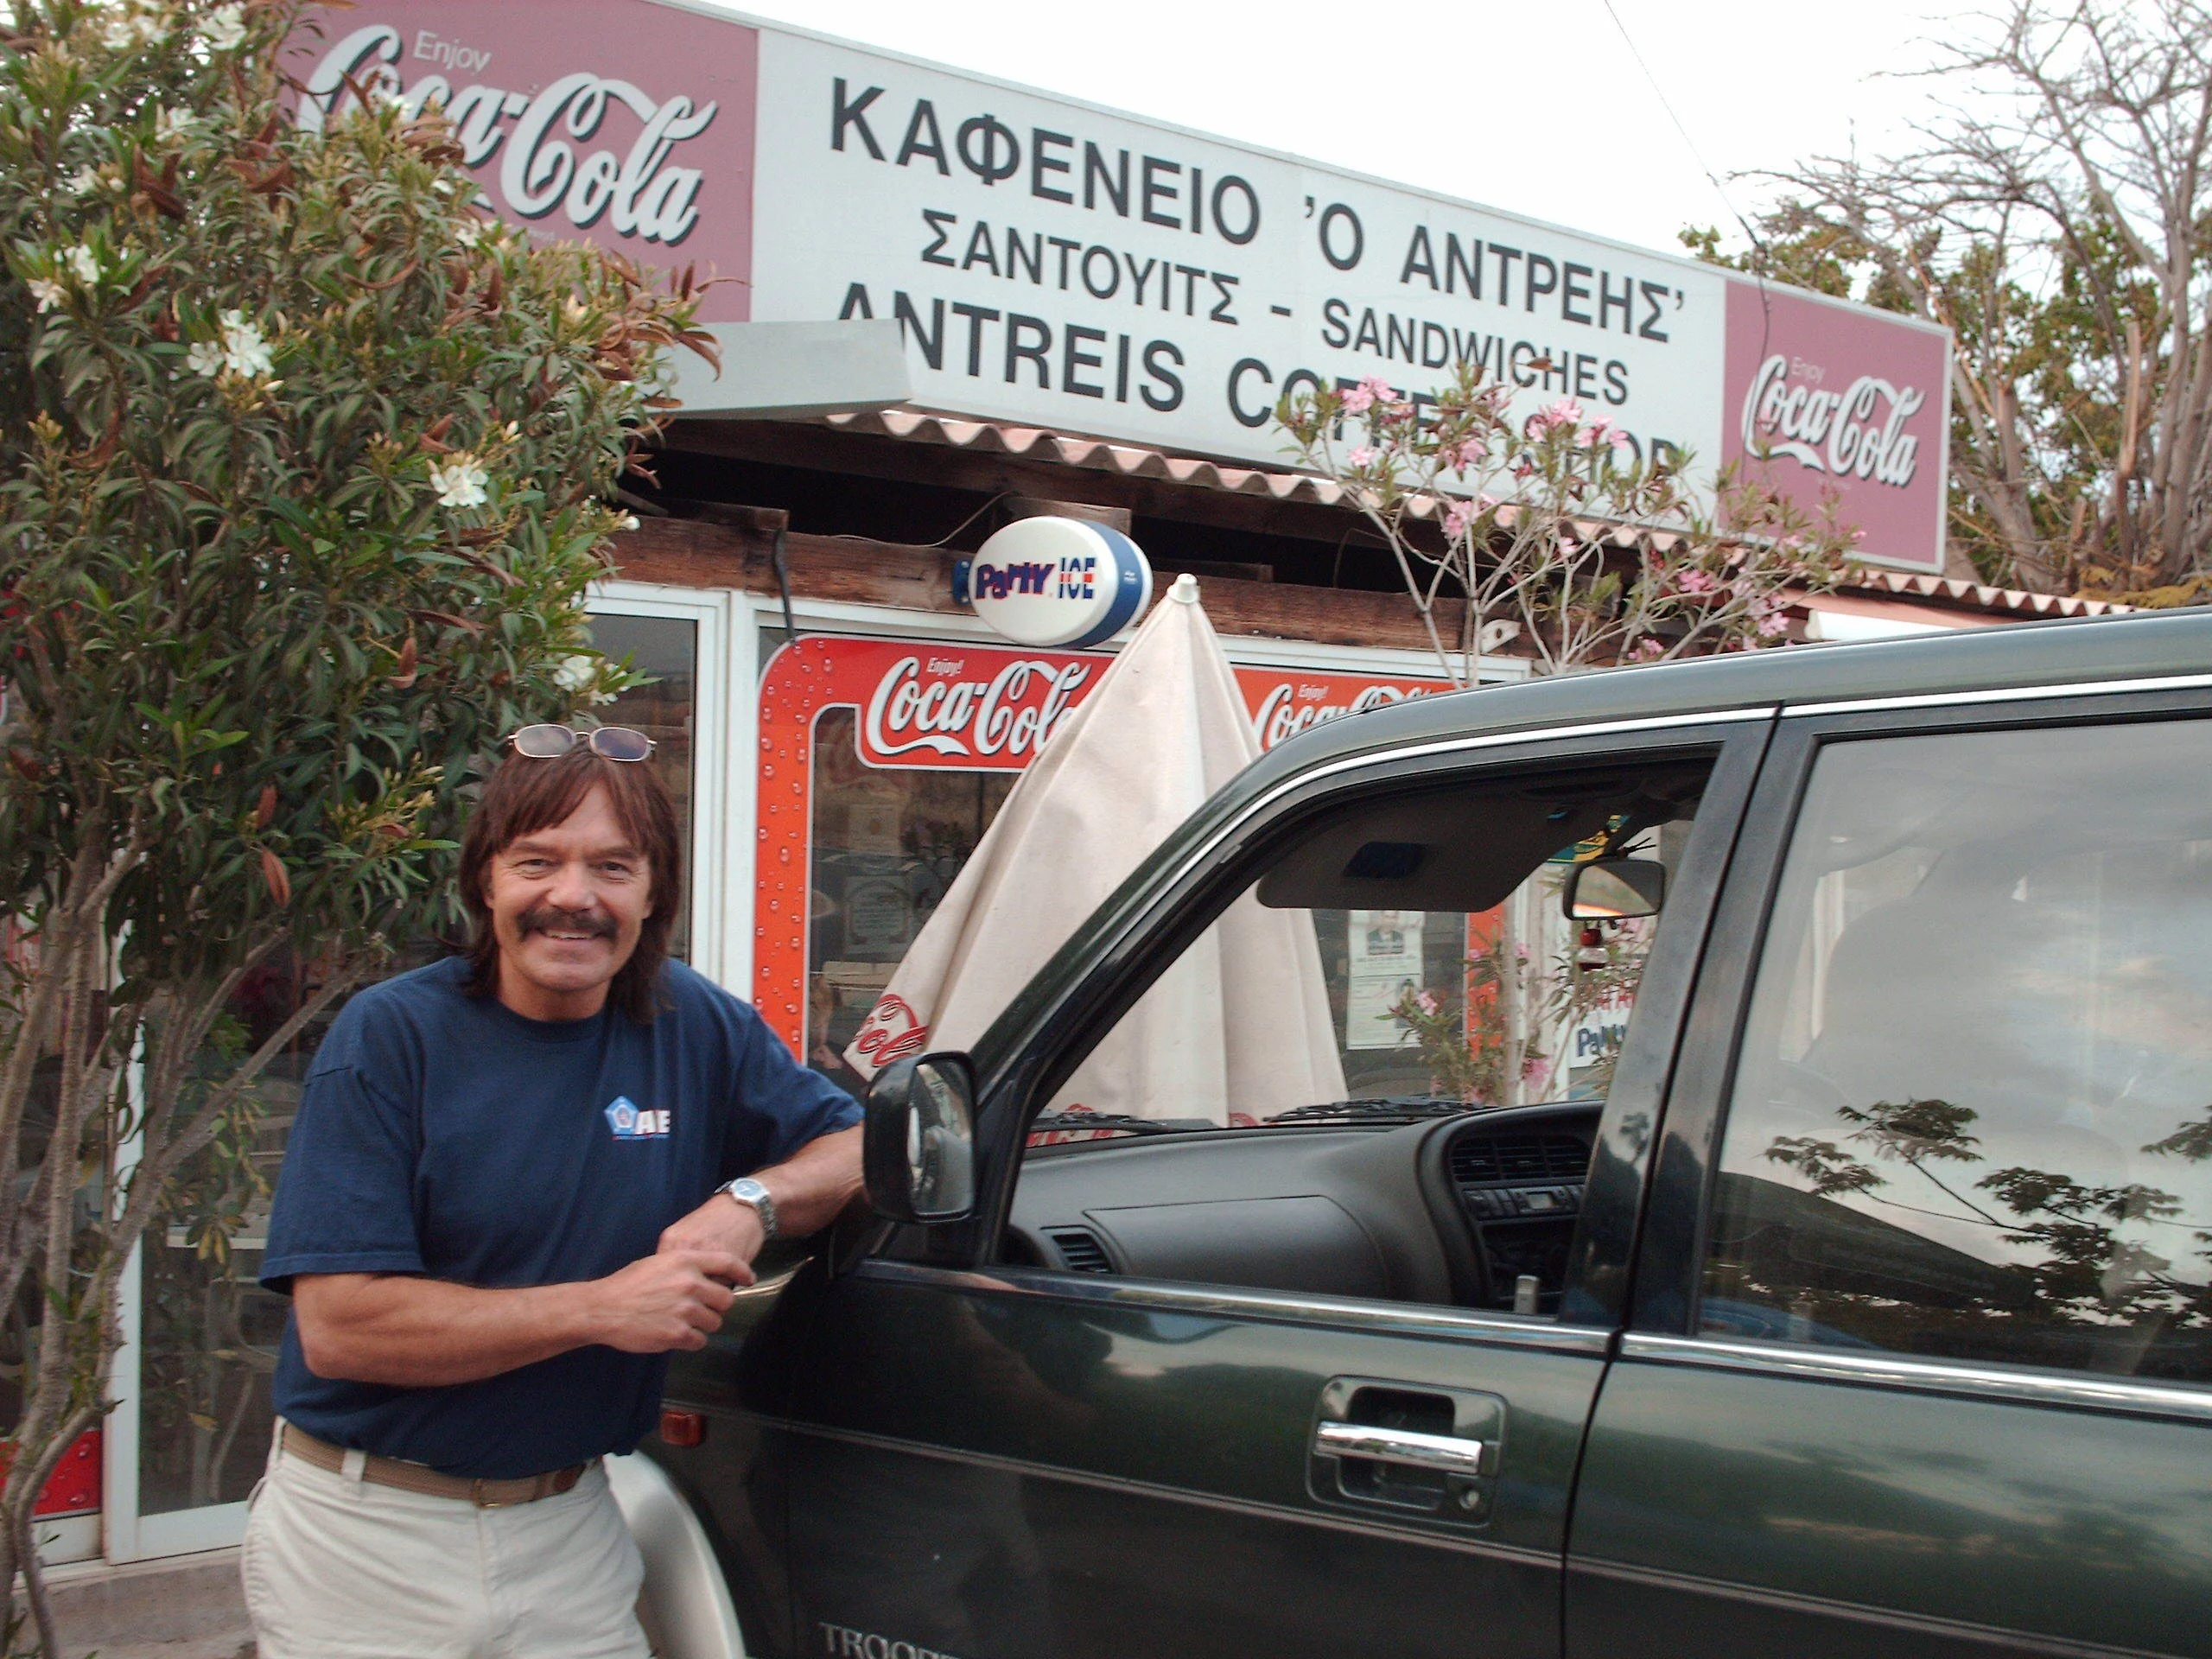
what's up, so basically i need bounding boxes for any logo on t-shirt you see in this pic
[604,1096,671,1139]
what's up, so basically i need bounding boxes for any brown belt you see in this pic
[280,1423,591,1508]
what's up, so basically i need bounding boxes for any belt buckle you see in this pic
[471,1478,518,1510]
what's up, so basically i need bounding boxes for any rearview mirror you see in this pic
[863,1053,976,1224]
[1563,856,1666,920]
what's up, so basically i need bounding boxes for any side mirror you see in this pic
[863,1052,977,1224]
[1563,856,1666,920]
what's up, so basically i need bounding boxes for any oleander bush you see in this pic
[0,3,706,1643]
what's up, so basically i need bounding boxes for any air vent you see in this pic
[1451,1134,1588,1186]
[1044,1227,1114,1274]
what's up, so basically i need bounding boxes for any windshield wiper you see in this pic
[1027,1111,1186,1139]
[1263,1096,1483,1127]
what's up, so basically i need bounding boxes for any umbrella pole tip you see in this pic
[1168,573,1200,604]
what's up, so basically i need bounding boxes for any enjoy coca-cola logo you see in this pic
[861,654,1093,765]
[1739,353,1926,489]
[1249,680,1426,749]
[295,22,718,247]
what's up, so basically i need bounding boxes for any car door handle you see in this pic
[1312,1421,1492,1478]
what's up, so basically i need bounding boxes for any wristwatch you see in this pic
[718,1176,779,1242]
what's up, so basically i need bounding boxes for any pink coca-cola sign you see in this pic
[285,3,755,321]
[1722,281,1948,572]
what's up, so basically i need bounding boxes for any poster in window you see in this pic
[1346,910,1423,1051]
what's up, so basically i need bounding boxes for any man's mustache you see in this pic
[518,904,618,940]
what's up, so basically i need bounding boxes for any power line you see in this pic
[1597,0,1769,255]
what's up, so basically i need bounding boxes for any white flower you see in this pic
[218,309,273,378]
[428,454,490,509]
[616,514,640,531]
[552,654,596,691]
[154,107,194,143]
[200,4,245,51]
[186,339,225,376]
[451,216,482,248]
[64,244,99,283]
[67,165,103,196]
[99,11,153,49]
[29,277,65,313]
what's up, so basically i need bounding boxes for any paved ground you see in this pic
[48,1548,250,1659]
[83,1640,251,1659]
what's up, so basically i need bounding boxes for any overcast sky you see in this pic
[706,0,1983,264]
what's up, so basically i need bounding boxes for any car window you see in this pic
[1030,765,1703,1136]
[1002,756,1713,1314]
[1702,717,2212,1382]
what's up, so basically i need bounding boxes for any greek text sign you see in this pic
[290,2,1951,570]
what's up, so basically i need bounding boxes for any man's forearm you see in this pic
[657,1125,866,1262]
[294,1274,594,1388]
[760,1124,866,1236]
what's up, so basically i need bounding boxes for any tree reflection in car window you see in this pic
[1704,718,2212,1381]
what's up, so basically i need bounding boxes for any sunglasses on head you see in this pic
[505,725,658,762]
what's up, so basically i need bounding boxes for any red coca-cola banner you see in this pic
[753,635,1444,1052]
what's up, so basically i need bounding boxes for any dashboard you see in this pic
[1002,1102,1600,1314]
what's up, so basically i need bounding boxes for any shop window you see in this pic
[586,613,696,962]
[1703,719,2212,1382]
[806,709,1015,1094]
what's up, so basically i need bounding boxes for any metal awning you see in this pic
[818,409,2130,624]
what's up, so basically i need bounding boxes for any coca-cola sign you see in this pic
[861,653,1093,766]
[750,635,1443,1052]
[1723,283,1949,572]
[285,3,755,321]
[842,646,1434,770]
[1740,353,1926,488]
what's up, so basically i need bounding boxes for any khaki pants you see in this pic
[242,1422,651,1658]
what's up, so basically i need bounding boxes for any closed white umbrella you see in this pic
[845,575,1347,1124]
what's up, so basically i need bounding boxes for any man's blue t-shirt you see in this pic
[260,956,861,1478]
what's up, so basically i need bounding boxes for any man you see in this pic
[246,727,863,1658]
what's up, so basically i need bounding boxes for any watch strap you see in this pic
[720,1177,779,1241]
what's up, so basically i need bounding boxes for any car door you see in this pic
[1567,683,2212,1659]
[760,713,1775,1659]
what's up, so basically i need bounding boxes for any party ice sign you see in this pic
[288,1,1953,571]
[963,518,1154,649]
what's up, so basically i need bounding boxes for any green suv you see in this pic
[639,608,2212,1659]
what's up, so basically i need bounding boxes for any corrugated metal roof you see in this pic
[821,409,2129,621]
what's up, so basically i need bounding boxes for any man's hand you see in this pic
[658,1192,766,1266]
[584,1249,748,1354]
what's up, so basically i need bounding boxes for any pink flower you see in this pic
[1756,609,1790,638]
[1631,638,1667,659]
[1415,988,1440,1015]
[1525,397,1585,437]
[1676,568,1717,595]
[1445,499,1478,538]
[1510,457,1536,480]
[1348,446,1377,467]
[1477,493,1499,512]
[1340,373,1395,417]
[1455,435,1489,467]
